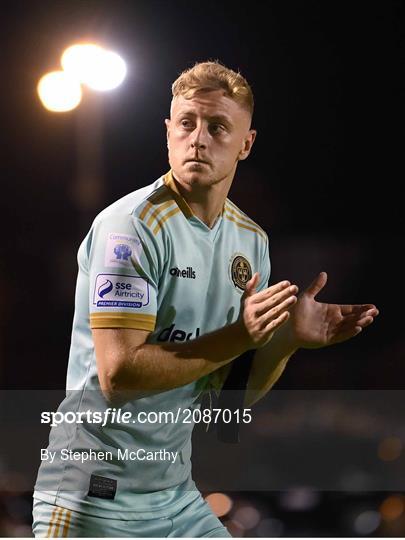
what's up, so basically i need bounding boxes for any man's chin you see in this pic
[178,167,212,186]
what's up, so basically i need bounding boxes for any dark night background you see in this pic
[0,0,404,536]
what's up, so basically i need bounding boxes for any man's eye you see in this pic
[210,124,225,134]
[180,119,193,128]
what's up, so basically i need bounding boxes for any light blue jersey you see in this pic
[34,171,270,519]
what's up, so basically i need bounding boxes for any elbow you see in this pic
[98,353,139,406]
[98,365,124,406]
[98,345,150,404]
[99,369,123,405]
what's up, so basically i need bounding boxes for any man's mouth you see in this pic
[185,159,209,165]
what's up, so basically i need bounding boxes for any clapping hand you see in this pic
[288,272,379,349]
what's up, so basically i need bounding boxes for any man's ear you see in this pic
[238,129,257,161]
[165,118,170,141]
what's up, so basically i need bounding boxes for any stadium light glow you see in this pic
[353,511,381,535]
[61,43,127,91]
[233,506,261,529]
[37,71,82,112]
[380,495,405,521]
[205,493,233,517]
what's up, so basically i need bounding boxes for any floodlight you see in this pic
[37,71,82,112]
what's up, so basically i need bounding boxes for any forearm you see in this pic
[100,279,299,402]
[246,320,299,406]
[111,321,250,396]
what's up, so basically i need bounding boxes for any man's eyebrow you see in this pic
[208,114,232,125]
[174,110,196,118]
[175,110,232,124]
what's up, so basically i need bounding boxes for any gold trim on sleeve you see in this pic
[225,201,267,237]
[225,201,261,228]
[90,312,156,331]
[152,207,181,235]
[138,201,154,221]
[138,188,177,229]
[146,200,178,227]
[224,212,267,241]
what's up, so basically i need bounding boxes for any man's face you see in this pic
[165,89,256,189]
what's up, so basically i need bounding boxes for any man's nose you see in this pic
[190,125,207,150]
[191,139,205,149]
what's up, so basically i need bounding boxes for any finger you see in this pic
[256,285,299,316]
[357,309,379,321]
[340,304,379,316]
[258,295,297,328]
[332,326,363,343]
[332,315,375,343]
[335,314,376,333]
[264,310,290,333]
[251,280,291,303]
[305,271,327,299]
[341,309,379,324]
[348,316,374,333]
[355,315,375,328]
[244,272,260,298]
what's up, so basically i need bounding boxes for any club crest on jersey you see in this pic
[230,254,252,291]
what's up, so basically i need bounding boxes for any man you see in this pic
[32,61,378,537]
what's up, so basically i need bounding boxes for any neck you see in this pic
[173,175,232,228]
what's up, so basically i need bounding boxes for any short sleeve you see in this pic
[88,213,162,332]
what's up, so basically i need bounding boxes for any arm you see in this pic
[93,278,297,403]
[245,271,379,407]
[93,322,249,402]
[246,319,298,407]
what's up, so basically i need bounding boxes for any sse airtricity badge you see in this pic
[230,254,252,291]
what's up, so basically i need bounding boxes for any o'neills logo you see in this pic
[169,266,196,279]
[230,254,252,291]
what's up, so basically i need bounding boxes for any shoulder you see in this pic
[92,175,179,237]
[93,177,164,225]
[223,198,268,244]
[134,183,180,237]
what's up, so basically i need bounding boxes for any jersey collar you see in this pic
[163,170,226,224]
[163,170,194,219]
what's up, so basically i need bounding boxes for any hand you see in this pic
[239,273,298,348]
[289,271,379,349]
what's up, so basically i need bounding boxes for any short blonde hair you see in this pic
[171,61,254,117]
